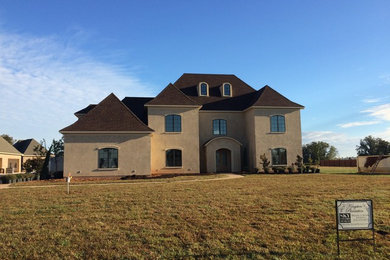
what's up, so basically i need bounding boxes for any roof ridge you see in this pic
[61,93,154,132]
[146,83,200,106]
[182,73,236,76]
[250,85,304,108]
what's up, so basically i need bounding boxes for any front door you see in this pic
[216,148,231,173]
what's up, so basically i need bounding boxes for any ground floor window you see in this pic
[272,148,287,165]
[166,149,182,167]
[98,148,118,168]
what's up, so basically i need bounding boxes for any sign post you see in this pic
[335,199,375,256]
[66,173,72,194]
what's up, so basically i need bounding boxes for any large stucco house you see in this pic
[60,73,304,177]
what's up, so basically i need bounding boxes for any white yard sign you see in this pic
[336,200,373,230]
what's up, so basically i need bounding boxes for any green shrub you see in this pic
[0,174,17,183]
[259,154,271,173]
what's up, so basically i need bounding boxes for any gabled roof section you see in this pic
[61,93,153,132]
[146,83,199,106]
[249,85,304,108]
[13,138,44,155]
[0,137,22,155]
[74,104,97,115]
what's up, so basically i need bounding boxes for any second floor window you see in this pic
[200,82,208,96]
[165,114,181,132]
[98,148,118,168]
[223,83,231,96]
[213,119,227,135]
[270,115,285,132]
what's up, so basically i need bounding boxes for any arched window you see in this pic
[213,119,227,135]
[223,83,232,96]
[272,148,287,165]
[166,149,182,167]
[165,114,181,132]
[199,82,208,96]
[98,148,118,168]
[270,115,285,132]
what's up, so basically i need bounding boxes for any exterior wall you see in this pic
[0,153,22,173]
[199,111,247,146]
[199,111,246,172]
[63,133,151,177]
[245,109,256,171]
[148,106,200,174]
[204,137,242,173]
[251,108,302,171]
[357,156,390,173]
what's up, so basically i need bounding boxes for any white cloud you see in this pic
[337,121,380,128]
[362,104,390,121]
[0,31,155,141]
[302,131,360,157]
[362,98,381,103]
[372,127,390,141]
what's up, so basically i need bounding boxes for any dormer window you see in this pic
[222,83,232,97]
[198,82,209,96]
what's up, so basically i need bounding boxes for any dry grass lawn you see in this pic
[1,174,389,259]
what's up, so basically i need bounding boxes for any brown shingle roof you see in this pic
[171,73,303,110]
[175,73,255,96]
[61,93,153,132]
[74,104,97,115]
[250,85,304,108]
[13,139,45,155]
[146,83,199,106]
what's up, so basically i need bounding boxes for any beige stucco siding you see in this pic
[63,133,151,177]
[245,109,256,171]
[199,111,246,172]
[199,111,247,146]
[148,107,200,174]
[252,108,302,170]
[0,153,22,173]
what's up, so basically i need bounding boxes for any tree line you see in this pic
[302,135,389,164]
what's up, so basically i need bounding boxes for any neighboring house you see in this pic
[0,136,22,174]
[13,139,46,168]
[60,73,304,177]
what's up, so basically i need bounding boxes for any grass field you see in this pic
[319,166,358,174]
[1,174,389,259]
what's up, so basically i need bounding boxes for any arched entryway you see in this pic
[203,137,242,173]
[216,148,231,172]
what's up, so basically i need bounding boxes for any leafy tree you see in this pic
[23,140,47,174]
[356,136,390,155]
[40,145,52,180]
[51,138,64,173]
[302,141,338,164]
[51,138,64,157]
[1,134,16,145]
[23,158,44,173]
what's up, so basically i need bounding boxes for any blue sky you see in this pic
[0,0,389,157]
